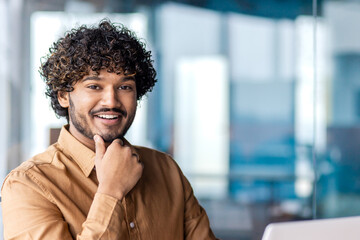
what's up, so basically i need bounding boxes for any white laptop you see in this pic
[262,216,360,240]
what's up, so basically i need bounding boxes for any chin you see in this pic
[96,129,126,143]
[100,134,121,143]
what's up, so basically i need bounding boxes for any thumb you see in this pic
[94,135,105,165]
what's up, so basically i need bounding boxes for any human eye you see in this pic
[119,85,133,91]
[87,84,100,90]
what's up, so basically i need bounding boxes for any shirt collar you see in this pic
[57,125,138,178]
[57,125,95,177]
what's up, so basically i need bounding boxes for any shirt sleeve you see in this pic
[180,171,219,240]
[1,171,124,240]
[77,193,124,239]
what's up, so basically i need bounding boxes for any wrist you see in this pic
[97,184,124,200]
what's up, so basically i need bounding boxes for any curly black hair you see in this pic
[40,19,157,120]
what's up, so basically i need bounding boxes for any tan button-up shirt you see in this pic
[1,126,217,239]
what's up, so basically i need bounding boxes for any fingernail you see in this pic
[93,135,99,142]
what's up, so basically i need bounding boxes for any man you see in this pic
[1,20,217,239]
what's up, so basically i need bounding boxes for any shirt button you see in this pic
[129,222,135,229]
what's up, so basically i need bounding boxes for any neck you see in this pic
[68,124,97,151]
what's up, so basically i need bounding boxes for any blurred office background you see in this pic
[1,0,360,239]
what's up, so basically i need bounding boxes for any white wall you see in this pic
[0,0,8,183]
[174,56,229,199]
[228,13,295,83]
[324,2,360,54]
[0,0,8,237]
[157,3,223,139]
[157,3,229,198]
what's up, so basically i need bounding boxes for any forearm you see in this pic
[77,193,125,239]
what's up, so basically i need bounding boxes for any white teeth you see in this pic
[97,114,118,119]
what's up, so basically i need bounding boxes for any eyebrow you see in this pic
[82,76,100,82]
[82,75,135,82]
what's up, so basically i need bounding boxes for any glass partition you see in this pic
[317,0,360,219]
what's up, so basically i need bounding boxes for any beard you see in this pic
[68,96,135,142]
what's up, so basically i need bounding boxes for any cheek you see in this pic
[123,95,137,110]
[70,98,95,116]
[130,98,138,112]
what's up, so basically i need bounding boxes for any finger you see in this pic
[112,138,124,146]
[93,135,105,164]
[139,160,144,169]
[132,153,144,168]
[132,153,140,161]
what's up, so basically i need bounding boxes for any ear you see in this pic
[57,91,69,108]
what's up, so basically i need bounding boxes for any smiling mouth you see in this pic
[95,114,120,120]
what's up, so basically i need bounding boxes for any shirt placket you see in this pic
[123,194,140,240]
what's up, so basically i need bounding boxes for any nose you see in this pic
[101,87,120,108]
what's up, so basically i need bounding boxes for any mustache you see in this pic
[90,108,127,118]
